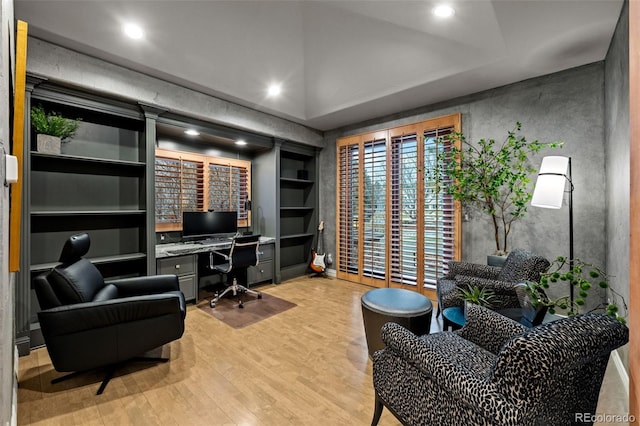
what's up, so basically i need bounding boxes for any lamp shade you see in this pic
[531,156,570,209]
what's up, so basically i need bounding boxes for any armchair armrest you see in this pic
[453,275,517,294]
[111,274,179,297]
[38,293,182,336]
[445,260,501,280]
[379,322,520,422]
[456,304,527,354]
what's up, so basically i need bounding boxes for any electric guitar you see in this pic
[310,221,326,273]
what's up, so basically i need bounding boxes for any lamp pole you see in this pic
[568,157,574,311]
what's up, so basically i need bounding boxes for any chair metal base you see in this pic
[51,356,169,395]
[210,281,262,309]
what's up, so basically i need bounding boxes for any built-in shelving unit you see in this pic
[279,148,318,281]
[16,78,152,353]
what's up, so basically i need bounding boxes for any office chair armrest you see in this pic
[37,293,183,336]
[211,250,230,260]
[110,274,180,296]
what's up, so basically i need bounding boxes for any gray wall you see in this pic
[26,37,323,148]
[322,63,608,294]
[604,1,629,367]
[1,1,16,425]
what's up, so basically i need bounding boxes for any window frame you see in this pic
[155,148,251,232]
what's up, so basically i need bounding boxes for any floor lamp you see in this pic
[531,156,574,308]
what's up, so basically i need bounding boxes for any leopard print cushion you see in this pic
[437,249,550,312]
[372,305,628,426]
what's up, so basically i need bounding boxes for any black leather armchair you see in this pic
[33,233,186,394]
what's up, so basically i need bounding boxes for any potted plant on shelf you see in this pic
[525,256,627,323]
[30,105,80,154]
[433,123,562,264]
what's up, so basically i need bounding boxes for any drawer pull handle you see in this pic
[260,269,264,273]
[175,265,180,269]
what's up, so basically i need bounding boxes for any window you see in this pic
[155,148,251,231]
[336,114,461,293]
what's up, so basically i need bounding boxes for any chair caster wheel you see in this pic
[209,300,216,308]
[257,293,262,299]
[239,303,244,309]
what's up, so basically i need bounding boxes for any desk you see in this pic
[156,237,276,302]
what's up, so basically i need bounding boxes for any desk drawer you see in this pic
[250,260,273,284]
[259,244,274,262]
[157,255,196,276]
[178,275,197,302]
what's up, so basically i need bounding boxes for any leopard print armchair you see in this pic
[437,248,550,314]
[372,304,628,426]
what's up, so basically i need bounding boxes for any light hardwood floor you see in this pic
[18,276,627,425]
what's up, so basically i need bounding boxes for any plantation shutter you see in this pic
[155,154,204,231]
[361,135,387,284]
[208,162,250,226]
[423,127,457,286]
[336,113,461,296]
[337,140,360,278]
[390,131,419,286]
[155,149,251,231]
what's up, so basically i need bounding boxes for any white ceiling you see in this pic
[15,0,623,131]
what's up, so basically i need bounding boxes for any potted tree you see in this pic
[31,105,80,154]
[434,123,562,264]
[525,256,627,323]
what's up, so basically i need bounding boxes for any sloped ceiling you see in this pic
[15,0,623,131]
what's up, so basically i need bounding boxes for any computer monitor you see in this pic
[182,211,238,241]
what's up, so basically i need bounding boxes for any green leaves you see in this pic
[31,105,81,142]
[459,285,496,308]
[431,123,562,253]
[524,257,627,324]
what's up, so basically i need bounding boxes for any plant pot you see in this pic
[487,254,507,267]
[36,134,61,154]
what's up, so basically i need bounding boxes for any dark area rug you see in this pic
[197,291,297,329]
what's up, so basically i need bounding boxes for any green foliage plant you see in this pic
[525,256,627,324]
[459,284,495,308]
[433,123,562,255]
[31,105,80,142]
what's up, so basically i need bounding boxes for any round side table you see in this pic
[361,288,433,358]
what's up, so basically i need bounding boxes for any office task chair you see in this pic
[209,234,262,309]
[33,233,186,395]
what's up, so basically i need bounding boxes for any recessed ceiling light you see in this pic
[184,129,200,136]
[123,23,144,40]
[433,5,455,18]
[267,83,282,97]
[235,139,247,146]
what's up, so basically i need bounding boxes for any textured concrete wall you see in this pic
[1,1,16,425]
[26,38,323,148]
[604,2,629,367]
[322,64,607,293]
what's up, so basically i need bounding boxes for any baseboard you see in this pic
[611,348,629,397]
[12,345,18,426]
